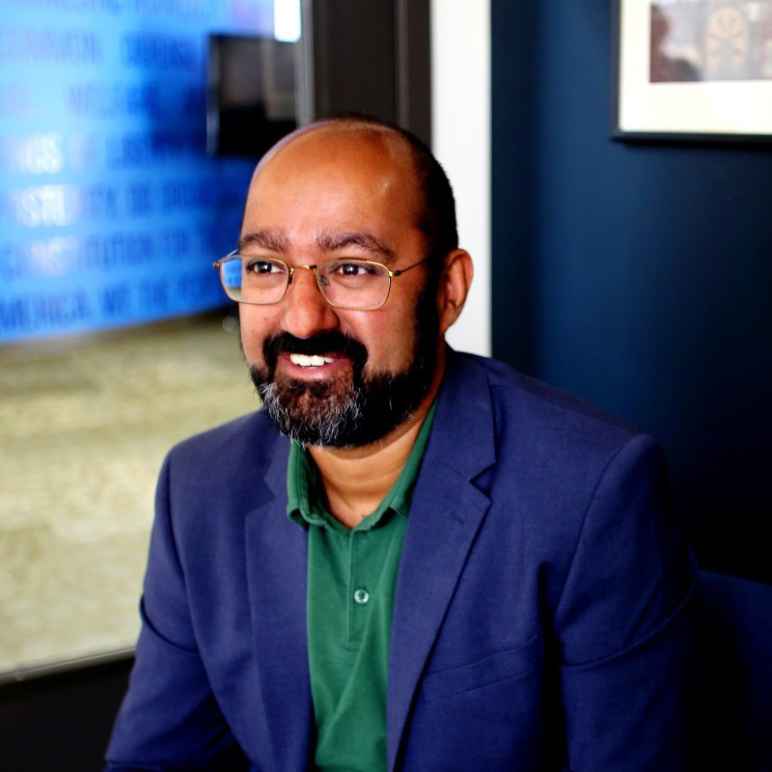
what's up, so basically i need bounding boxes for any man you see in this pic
[107,118,694,771]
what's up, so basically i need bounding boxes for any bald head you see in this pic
[256,118,413,173]
[245,117,458,268]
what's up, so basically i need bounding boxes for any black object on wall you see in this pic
[207,34,298,158]
[491,2,772,584]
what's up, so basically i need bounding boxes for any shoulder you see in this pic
[445,354,692,660]
[162,409,283,494]
[168,409,275,460]
[442,352,669,570]
[446,350,638,464]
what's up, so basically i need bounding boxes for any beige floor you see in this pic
[0,314,258,676]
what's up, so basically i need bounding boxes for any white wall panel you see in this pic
[431,0,491,356]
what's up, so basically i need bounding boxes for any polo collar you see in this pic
[287,400,438,531]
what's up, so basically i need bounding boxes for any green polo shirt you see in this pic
[287,403,436,772]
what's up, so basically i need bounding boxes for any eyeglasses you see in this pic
[213,251,431,311]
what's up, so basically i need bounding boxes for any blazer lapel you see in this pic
[244,434,313,772]
[387,352,496,771]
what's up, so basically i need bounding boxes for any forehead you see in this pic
[242,127,423,243]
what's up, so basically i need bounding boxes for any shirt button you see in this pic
[353,588,370,605]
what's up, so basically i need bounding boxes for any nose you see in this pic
[281,265,340,338]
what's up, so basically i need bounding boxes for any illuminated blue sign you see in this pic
[0,0,275,342]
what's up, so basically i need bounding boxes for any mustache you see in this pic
[263,331,368,370]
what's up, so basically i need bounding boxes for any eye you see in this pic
[332,261,377,277]
[245,258,286,275]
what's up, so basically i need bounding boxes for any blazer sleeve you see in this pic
[555,434,696,772]
[104,453,249,771]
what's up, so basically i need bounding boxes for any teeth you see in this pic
[289,354,333,367]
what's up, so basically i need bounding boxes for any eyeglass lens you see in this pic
[219,256,391,310]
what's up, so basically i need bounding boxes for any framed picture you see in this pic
[612,1,772,140]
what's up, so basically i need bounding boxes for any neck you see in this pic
[308,346,446,528]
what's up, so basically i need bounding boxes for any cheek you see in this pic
[355,310,417,373]
[239,307,281,362]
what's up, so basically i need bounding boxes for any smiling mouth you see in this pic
[288,353,336,368]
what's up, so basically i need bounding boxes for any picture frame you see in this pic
[612,0,772,141]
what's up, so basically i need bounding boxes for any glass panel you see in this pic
[0,0,301,676]
[0,315,257,675]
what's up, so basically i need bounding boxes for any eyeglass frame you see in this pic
[212,250,434,311]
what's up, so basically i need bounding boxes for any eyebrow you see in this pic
[238,228,397,263]
[238,230,290,253]
[316,231,397,263]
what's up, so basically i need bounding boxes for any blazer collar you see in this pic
[388,349,497,770]
[428,348,497,480]
[244,430,314,772]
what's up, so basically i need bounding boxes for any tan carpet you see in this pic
[0,313,258,675]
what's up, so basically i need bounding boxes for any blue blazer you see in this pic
[107,351,695,771]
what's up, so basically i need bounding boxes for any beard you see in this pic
[248,278,440,448]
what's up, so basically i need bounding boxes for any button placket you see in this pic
[347,529,373,647]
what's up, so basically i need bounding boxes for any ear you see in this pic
[437,249,473,335]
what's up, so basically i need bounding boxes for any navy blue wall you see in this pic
[492,2,772,583]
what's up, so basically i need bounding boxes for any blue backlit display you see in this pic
[0,0,274,342]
